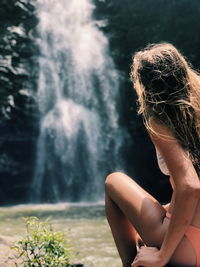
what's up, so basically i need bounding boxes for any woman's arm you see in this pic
[149,119,200,265]
[159,184,198,265]
[132,119,200,267]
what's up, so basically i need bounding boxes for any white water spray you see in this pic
[31,0,124,202]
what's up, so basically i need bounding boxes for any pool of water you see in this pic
[0,203,121,267]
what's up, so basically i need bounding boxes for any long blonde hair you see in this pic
[130,43,200,174]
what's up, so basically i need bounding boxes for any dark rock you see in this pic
[0,0,39,204]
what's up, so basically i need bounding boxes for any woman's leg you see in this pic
[105,194,137,266]
[105,172,168,267]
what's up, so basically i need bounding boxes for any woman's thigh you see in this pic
[105,172,197,266]
[105,171,168,247]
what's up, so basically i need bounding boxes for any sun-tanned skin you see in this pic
[105,119,200,267]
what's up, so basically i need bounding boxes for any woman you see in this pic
[105,43,200,267]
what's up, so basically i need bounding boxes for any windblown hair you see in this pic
[130,43,200,175]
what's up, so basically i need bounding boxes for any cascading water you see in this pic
[31,0,125,202]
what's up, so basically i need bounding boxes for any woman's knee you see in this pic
[105,172,124,187]
[105,171,134,195]
[105,172,122,194]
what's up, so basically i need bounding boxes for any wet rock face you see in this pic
[0,0,38,121]
[0,0,39,204]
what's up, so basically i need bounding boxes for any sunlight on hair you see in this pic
[131,43,200,174]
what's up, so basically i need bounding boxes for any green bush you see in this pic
[12,217,72,267]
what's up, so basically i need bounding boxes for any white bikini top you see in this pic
[155,147,170,176]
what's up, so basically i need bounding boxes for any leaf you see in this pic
[12,217,72,266]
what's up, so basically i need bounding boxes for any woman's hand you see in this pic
[131,246,165,267]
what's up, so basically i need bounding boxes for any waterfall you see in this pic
[31,0,124,202]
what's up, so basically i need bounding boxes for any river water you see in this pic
[0,203,121,267]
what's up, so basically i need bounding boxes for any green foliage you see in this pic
[12,217,72,267]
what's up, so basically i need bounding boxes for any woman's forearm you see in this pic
[159,188,199,265]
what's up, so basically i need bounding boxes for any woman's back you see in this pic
[156,145,200,228]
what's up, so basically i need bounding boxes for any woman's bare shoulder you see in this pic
[148,117,176,143]
[148,118,198,189]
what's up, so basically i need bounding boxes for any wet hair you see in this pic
[130,43,200,174]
